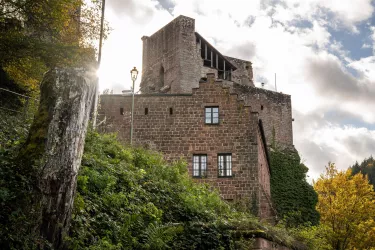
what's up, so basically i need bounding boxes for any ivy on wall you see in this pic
[269,147,319,227]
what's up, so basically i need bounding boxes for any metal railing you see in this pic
[0,87,39,116]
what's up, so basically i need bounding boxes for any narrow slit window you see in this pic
[193,155,207,177]
[159,66,165,89]
[120,108,124,115]
[169,107,173,115]
[145,108,148,115]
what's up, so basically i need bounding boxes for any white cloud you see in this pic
[172,0,262,23]
[370,26,375,54]
[295,118,375,181]
[329,40,351,62]
[349,56,375,81]
[98,0,172,92]
[100,0,375,180]
[362,43,371,49]
[277,0,374,32]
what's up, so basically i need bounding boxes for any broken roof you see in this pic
[195,32,237,70]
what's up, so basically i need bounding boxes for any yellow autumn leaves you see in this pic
[314,163,375,250]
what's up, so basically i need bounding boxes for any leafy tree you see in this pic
[351,156,375,189]
[314,163,375,250]
[290,224,332,250]
[269,147,319,227]
[0,0,107,94]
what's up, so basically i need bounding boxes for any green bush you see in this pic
[1,124,310,249]
[0,110,43,249]
[68,131,244,249]
[68,131,308,249]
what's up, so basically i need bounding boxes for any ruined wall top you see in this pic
[140,15,200,94]
[225,56,254,87]
[141,15,195,42]
[140,15,255,94]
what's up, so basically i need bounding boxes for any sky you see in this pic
[97,0,375,181]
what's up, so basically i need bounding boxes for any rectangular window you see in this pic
[205,107,219,124]
[218,154,232,177]
[193,155,207,177]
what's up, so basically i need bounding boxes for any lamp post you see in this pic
[130,67,138,145]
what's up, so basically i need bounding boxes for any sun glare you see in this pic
[97,66,113,93]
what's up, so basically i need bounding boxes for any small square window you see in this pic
[218,153,232,177]
[205,107,219,124]
[193,155,207,177]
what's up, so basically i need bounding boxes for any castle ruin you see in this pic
[99,15,294,220]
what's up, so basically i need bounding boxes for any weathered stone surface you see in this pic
[141,16,202,94]
[139,15,292,149]
[99,77,275,220]
[22,68,95,249]
[140,15,254,94]
[225,56,254,86]
[231,83,294,149]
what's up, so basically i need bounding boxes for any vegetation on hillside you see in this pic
[0,112,309,249]
[269,147,319,227]
[67,131,306,249]
[351,156,375,188]
[314,163,375,250]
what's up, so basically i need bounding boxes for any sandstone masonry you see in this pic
[139,15,292,148]
[100,74,274,219]
[99,15,294,222]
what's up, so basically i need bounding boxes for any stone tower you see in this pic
[140,15,254,94]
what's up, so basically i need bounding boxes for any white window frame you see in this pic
[205,107,219,124]
[193,155,207,177]
[218,153,232,177]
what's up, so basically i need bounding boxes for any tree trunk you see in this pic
[21,68,96,249]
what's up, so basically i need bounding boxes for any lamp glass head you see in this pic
[131,67,138,81]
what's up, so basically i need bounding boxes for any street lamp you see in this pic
[130,67,138,145]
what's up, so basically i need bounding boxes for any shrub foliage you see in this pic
[1,122,308,249]
[68,131,238,249]
[67,132,306,249]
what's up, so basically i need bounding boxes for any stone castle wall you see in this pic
[225,56,254,87]
[257,120,276,219]
[99,76,272,218]
[139,15,293,148]
[140,15,255,94]
[141,16,201,94]
[231,83,293,148]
